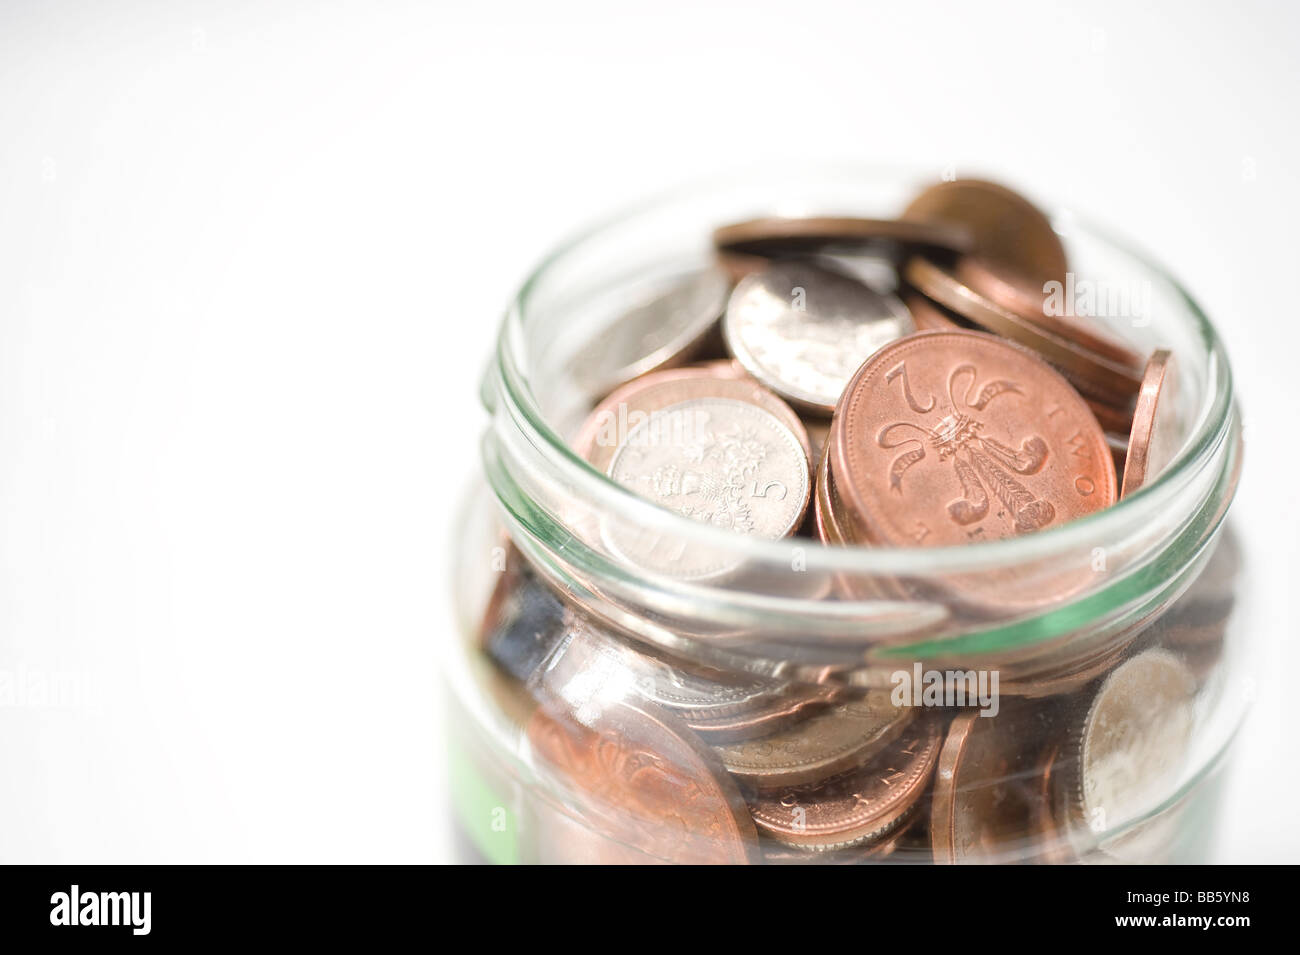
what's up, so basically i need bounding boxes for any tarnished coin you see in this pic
[831,330,1116,549]
[1063,648,1196,847]
[714,692,912,789]
[930,708,1060,864]
[955,255,1143,371]
[713,215,972,259]
[748,722,942,850]
[1120,349,1179,498]
[902,178,1067,290]
[569,266,731,396]
[526,695,760,864]
[724,261,915,413]
[904,256,1142,405]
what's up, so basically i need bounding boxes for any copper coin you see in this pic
[955,256,1143,371]
[713,691,912,789]
[804,417,831,465]
[758,811,922,864]
[1028,744,1077,864]
[904,256,1142,405]
[903,287,965,332]
[831,330,1116,550]
[813,444,915,603]
[902,178,1067,290]
[748,722,942,850]
[901,292,1135,433]
[532,800,670,865]
[998,631,1134,699]
[724,260,915,413]
[1106,430,1128,474]
[1087,397,1135,436]
[567,266,731,397]
[930,708,1057,863]
[1120,349,1178,497]
[1060,648,1196,850]
[526,695,760,864]
[813,444,848,546]
[713,215,972,259]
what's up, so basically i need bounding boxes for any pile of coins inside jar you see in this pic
[471,178,1236,864]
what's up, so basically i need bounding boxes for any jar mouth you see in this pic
[489,167,1238,580]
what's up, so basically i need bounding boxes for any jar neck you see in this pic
[480,342,1242,679]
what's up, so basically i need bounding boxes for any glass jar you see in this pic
[447,167,1246,865]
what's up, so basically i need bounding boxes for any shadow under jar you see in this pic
[447,167,1246,865]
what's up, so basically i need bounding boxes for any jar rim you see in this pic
[490,167,1239,580]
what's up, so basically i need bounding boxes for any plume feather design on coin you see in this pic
[876,361,1055,533]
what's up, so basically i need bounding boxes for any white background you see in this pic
[1,0,1296,862]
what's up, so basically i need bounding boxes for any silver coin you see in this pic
[571,266,730,396]
[602,397,810,579]
[723,261,914,413]
[543,613,832,742]
[1067,648,1196,848]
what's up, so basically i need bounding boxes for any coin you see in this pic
[574,364,810,475]
[568,266,731,396]
[804,417,831,465]
[602,396,812,576]
[901,291,1135,431]
[713,692,912,789]
[1028,744,1077,864]
[532,800,670,865]
[902,178,1067,290]
[758,810,922,864]
[930,708,1058,863]
[998,630,1134,698]
[724,260,915,413]
[954,256,1143,371]
[478,553,568,682]
[713,215,972,259]
[526,695,760,864]
[748,722,942,850]
[904,256,1143,405]
[903,287,964,332]
[1061,648,1196,849]
[830,330,1116,549]
[1120,349,1178,498]
[557,613,838,743]
[813,444,847,546]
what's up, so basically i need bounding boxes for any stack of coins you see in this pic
[471,177,1232,864]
